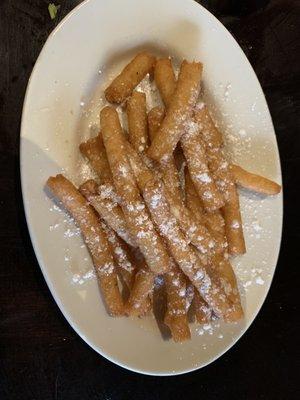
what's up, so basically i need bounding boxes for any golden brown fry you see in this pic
[105,52,156,104]
[206,146,246,255]
[147,61,203,163]
[148,106,217,256]
[223,186,246,255]
[194,103,245,253]
[184,168,243,321]
[210,253,243,322]
[184,168,227,251]
[164,264,191,342]
[81,177,151,314]
[79,180,136,290]
[181,129,224,211]
[163,182,218,258]
[193,290,212,324]
[100,106,170,274]
[230,164,281,195]
[148,106,165,142]
[79,179,137,247]
[152,60,223,210]
[146,108,192,338]
[47,174,124,316]
[204,211,226,243]
[154,58,177,107]
[148,106,183,202]
[125,266,154,317]
[127,91,149,153]
[79,135,113,185]
[100,221,136,291]
[126,144,231,318]
[125,134,190,335]
[194,104,223,149]
[145,185,229,317]
[184,168,204,216]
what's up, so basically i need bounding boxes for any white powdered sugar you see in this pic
[46,60,280,345]
[150,193,162,209]
[196,172,212,183]
[118,164,129,177]
[231,220,240,229]
[184,120,199,137]
[203,190,213,199]
[194,270,204,281]
[255,276,265,285]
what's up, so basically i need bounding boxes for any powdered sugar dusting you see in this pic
[46,51,281,344]
[196,172,212,183]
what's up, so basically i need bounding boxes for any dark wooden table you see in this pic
[0,1,299,399]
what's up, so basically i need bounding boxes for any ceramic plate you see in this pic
[20,0,282,375]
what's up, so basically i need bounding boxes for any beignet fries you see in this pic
[148,103,219,256]
[148,106,165,142]
[47,51,281,341]
[79,135,113,185]
[79,179,137,247]
[105,52,156,103]
[47,174,124,316]
[100,106,170,274]
[165,263,191,342]
[147,61,203,163]
[207,147,246,255]
[184,168,227,251]
[152,59,223,211]
[154,58,177,107]
[127,91,149,153]
[125,264,154,317]
[194,104,223,149]
[230,164,281,195]
[126,143,231,318]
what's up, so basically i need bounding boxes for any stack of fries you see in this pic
[47,52,281,342]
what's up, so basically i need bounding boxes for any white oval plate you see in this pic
[21,0,282,375]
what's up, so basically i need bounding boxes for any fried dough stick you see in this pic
[148,106,220,257]
[105,52,156,104]
[79,178,153,316]
[154,58,177,107]
[79,180,136,290]
[127,91,149,153]
[147,61,202,163]
[80,135,113,185]
[126,143,231,318]
[181,128,224,211]
[80,179,136,247]
[164,262,191,342]
[125,263,154,317]
[184,170,243,321]
[151,62,243,319]
[230,164,281,195]
[100,106,170,275]
[153,59,223,211]
[193,290,212,323]
[47,174,124,316]
[193,105,246,254]
[206,146,246,255]
[184,168,227,251]
[131,105,191,339]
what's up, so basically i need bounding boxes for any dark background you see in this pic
[0,0,299,399]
